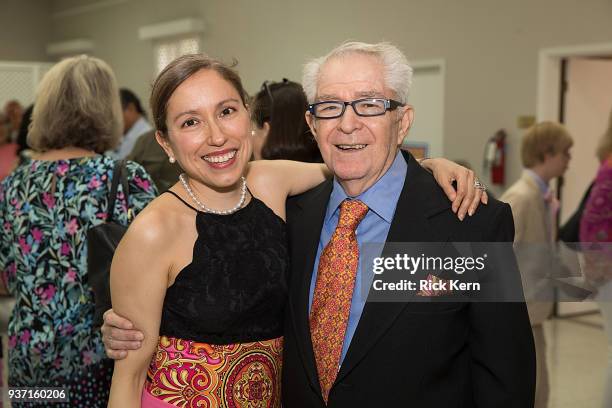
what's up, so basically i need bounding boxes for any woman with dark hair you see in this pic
[0,55,157,407]
[251,79,322,162]
[15,104,33,157]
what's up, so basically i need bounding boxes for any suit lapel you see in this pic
[335,151,452,382]
[288,179,333,393]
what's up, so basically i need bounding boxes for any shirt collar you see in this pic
[524,168,549,195]
[126,117,151,136]
[326,151,407,224]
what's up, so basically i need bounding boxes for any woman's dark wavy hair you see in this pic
[251,79,322,163]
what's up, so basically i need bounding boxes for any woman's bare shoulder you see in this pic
[125,191,194,246]
[245,161,287,202]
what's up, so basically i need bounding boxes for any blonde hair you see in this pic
[521,121,573,168]
[596,109,612,162]
[28,55,122,153]
[302,41,413,104]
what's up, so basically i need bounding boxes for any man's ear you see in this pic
[305,111,318,139]
[155,131,175,159]
[396,105,414,145]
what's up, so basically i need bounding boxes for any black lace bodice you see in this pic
[160,192,288,344]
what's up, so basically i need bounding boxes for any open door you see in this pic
[557,56,612,316]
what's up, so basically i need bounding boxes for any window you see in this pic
[155,36,201,74]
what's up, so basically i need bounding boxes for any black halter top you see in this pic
[159,190,289,344]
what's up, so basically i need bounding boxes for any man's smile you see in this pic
[335,143,367,151]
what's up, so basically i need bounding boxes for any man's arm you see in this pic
[469,204,536,407]
[101,309,144,359]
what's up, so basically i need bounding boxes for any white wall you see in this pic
[44,0,612,194]
[49,0,201,112]
[405,63,445,158]
[0,0,52,61]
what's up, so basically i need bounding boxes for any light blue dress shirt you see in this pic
[524,168,549,195]
[110,117,153,159]
[308,151,407,364]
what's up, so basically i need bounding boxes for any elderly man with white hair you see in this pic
[281,41,535,407]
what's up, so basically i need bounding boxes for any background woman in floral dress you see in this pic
[0,55,157,407]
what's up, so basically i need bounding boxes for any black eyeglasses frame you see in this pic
[307,98,405,119]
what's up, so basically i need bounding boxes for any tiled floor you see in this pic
[548,312,608,408]
[0,313,609,407]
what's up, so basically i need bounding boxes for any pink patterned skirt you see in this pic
[142,335,283,408]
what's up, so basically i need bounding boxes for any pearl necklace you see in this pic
[179,173,247,215]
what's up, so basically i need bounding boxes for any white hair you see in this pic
[302,41,413,104]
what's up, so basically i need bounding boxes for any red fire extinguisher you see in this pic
[483,129,506,186]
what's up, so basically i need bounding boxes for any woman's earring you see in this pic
[169,157,176,164]
[251,130,255,136]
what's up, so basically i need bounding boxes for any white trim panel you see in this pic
[52,0,128,19]
[46,39,94,56]
[139,18,205,41]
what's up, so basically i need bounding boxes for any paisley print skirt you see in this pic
[142,335,283,408]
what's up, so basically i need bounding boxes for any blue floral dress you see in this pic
[0,156,157,407]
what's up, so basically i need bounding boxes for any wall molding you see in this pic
[138,18,205,41]
[52,0,128,19]
[46,39,94,56]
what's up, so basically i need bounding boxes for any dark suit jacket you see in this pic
[282,151,535,407]
[127,130,182,192]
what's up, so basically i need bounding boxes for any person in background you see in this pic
[501,121,573,408]
[251,78,322,162]
[15,104,33,158]
[127,129,182,192]
[0,55,157,407]
[0,113,18,180]
[580,109,612,408]
[110,88,153,159]
[3,100,23,143]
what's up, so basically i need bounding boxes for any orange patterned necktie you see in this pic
[310,199,369,404]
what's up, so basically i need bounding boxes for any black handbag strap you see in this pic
[107,160,130,223]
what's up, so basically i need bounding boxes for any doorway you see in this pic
[537,43,612,316]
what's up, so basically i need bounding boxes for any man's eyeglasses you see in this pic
[308,98,405,119]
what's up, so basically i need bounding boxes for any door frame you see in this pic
[537,42,612,121]
[408,58,446,157]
